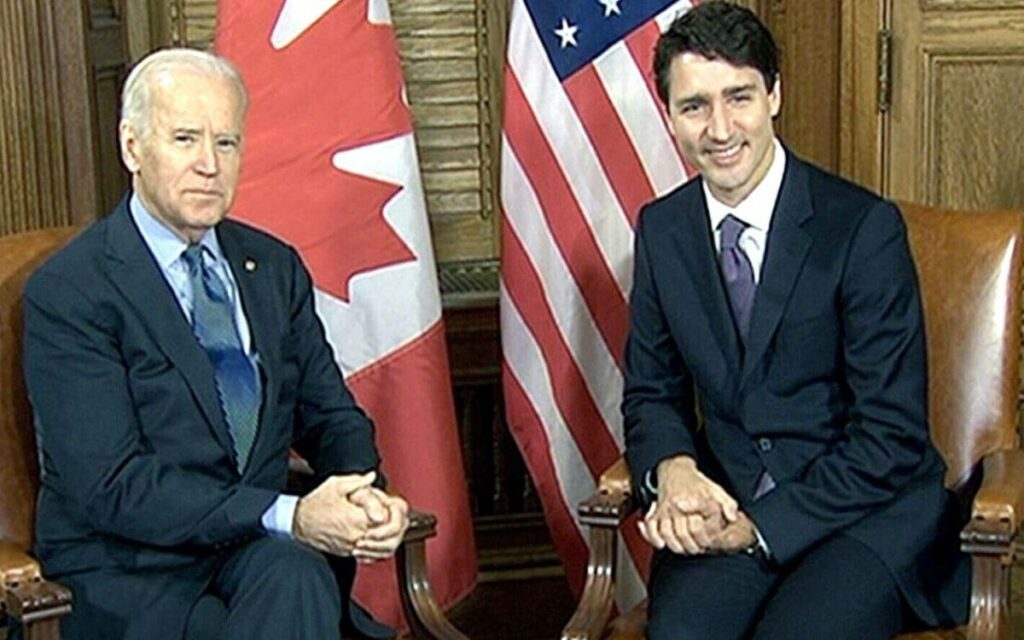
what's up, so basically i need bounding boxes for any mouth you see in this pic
[704,142,745,166]
[184,189,223,198]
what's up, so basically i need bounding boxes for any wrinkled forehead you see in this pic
[147,70,244,126]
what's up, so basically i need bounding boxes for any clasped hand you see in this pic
[638,456,756,555]
[293,471,410,563]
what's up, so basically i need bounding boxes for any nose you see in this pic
[706,103,733,142]
[193,137,219,176]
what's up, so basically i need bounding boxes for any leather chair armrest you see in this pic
[962,449,1024,550]
[0,542,41,586]
[0,541,72,631]
[564,457,636,640]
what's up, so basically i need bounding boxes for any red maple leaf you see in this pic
[216,0,416,303]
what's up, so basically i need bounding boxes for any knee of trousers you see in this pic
[646,608,723,640]
[248,538,342,606]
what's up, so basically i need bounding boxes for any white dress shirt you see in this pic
[703,138,787,283]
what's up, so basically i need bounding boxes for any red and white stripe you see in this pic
[500,0,696,611]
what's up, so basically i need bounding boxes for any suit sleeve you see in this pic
[283,248,381,482]
[623,209,700,506]
[746,201,934,564]
[24,272,278,548]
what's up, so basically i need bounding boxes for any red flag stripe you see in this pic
[501,286,646,600]
[501,143,626,438]
[623,21,697,178]
[563,66,656,228]
[503,69,630,366]
[501,363,591,595]
[501,219,623,476]
[591,40,690,200]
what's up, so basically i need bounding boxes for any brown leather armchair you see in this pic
[563,202,1024,640]
[0,228,466,640]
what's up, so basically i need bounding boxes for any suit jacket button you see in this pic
[758,438,773,452]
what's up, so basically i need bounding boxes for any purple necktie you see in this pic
[719,214,756,341]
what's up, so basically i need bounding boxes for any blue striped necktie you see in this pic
[181,244,261,472]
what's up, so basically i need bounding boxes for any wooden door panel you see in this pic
[887,0,1024,210]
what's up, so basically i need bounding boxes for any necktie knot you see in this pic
[718,214,756,342]
[719,214,748,251]
[181,243,205,276]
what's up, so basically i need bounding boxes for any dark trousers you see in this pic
[184,537,394,640]
[647,534,909,640]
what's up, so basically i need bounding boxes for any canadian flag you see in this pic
[216,0,477,627]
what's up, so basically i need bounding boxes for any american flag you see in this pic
[500,0,697,610]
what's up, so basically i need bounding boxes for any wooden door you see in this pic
[884,0,1024,210]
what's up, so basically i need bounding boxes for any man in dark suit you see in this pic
[624,3,969,638]
[22,49,408,640]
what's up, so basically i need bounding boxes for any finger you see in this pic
[355,536,401,554]
[644,513,667,550]
[686,514,712,549]
[658,515,685,555]
[671,514,701,555]
[637,519,654,546]
[671,494,704,514]
[351,489,389,525]
[364,512,404,541]
[710,487,739,523]
[353,547,395,561]
[329,471,377,494]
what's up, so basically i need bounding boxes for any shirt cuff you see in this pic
[644,469,658,497]
[752,522,771,558]
[261,494,299,538]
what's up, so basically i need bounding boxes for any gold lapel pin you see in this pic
[244,258,257,272]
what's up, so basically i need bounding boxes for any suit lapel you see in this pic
[675,187,743,370]
[218,222,280,470]
[103,201,237,459]
[740,158,813,386]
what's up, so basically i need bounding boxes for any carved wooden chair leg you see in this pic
[964,552,1011,640]
[960,508,1019,640]
[562,524,618,640]
[397,511,469,640]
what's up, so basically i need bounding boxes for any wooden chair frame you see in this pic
[563,204,1024,640]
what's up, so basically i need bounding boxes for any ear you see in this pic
[768,76,782,118]
[119,120,142,174]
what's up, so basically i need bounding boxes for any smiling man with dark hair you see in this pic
[624,2,969,638]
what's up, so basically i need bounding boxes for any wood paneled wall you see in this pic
[0,3,72,233]
[0,0,131,235]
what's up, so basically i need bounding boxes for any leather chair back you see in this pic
[900,202,1024,490]
[0,227,78,550]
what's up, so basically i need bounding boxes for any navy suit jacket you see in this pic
[23,196,380,637]
[623,154,968,626]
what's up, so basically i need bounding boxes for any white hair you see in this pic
[120,48,248,136]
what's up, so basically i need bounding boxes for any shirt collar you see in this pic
[703,138,787,234]
[129,193,225,269]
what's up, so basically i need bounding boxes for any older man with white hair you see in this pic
[21,48,407,640]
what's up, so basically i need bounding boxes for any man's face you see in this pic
[665,52,780,207]
[120,70,244,242]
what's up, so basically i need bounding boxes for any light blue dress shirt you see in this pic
[129,195,298,536]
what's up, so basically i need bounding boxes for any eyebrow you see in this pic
[723,83,758,97]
